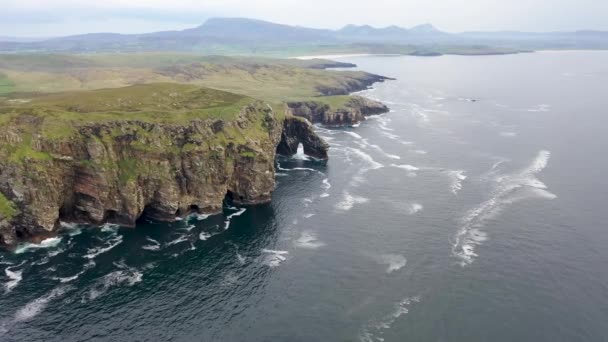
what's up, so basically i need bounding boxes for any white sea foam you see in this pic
[53,267,88,283]
[359,296,421,342]
[412,149,427,155]
[344,131,363,139]
[407,203,424,215]
[391,164,419,171]
[236,252,246,265]
[15,237,62,254]
[14,286,70,322]
[376,254,407,273]
[292,143,311,160]
[83,234,123,259]
[88,264,142,301]
[500,131,518,137]
[452,150,556,266]
[261,249,289,267]
[381,131,401,140]
[4,264,24,293]
[100,223,120,232]
[336,192,370,211]
[276,172,289,177]
[322,178,331,190]
[166,234,189,246]
[303,213,316,219]
[445,170,467,195]
[294,231,325,249]
[224,208,247,230]
[345,148,384,171]
[320,193,330,198]
[60,222,82,236]
[363,140,401,160]
[191,213,210,221]
[199,232,212,241]
[526,104,551,112]
[142,237,161,251]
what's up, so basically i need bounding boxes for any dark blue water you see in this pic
[1,51,607,341]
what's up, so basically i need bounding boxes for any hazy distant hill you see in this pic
[1,17,606,54]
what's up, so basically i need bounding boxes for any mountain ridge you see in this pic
[1,17,607,54]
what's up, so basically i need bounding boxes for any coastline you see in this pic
[290,53,402,60]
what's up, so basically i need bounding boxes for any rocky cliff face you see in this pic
[316,73,393,96]
[286,95,389,127]
[276,117,329,159]
[0,102,328,246]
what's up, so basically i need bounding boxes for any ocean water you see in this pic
[1,51,608,341]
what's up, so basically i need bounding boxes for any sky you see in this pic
[2,0,607,37]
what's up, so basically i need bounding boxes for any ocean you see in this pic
[1,51,607,341]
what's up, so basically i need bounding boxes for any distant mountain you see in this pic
[0,17,606,54]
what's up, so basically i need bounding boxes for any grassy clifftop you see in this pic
[0,53,379,103]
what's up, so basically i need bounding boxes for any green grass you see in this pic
[117,159,138,185]
[0,192,17,220]
[1,83,252,126]
[0,73,15,95]
[0,53,376,102]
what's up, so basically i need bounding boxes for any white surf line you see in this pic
[14,237,63,254]
[451,150,556,266]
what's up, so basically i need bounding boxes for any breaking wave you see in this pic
[14,237,62,254]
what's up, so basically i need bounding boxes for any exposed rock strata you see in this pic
[276,117,329,159]
[286,95,389,127]
[0,103,328,246]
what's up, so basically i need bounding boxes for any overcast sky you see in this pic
[2,0,607,37]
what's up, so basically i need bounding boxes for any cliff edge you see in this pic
[0,83,327,245]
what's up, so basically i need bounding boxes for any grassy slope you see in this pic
[1,83,254,125]
[0,53,370,105]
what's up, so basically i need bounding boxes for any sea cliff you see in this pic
[0,84,328,245]
[287,95,389,126]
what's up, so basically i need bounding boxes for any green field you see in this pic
[0,73,15,95]
[0,53,372,103]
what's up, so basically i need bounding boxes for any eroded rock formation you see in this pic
[286,95,389,127]
[0,103,328,246]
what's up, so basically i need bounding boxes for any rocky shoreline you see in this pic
[0,77,391,247]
